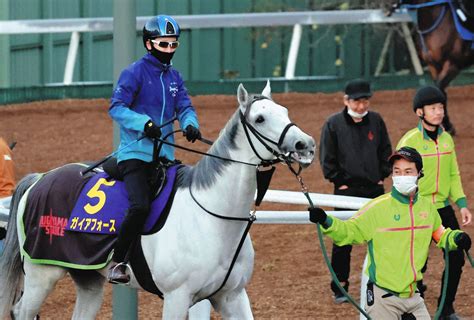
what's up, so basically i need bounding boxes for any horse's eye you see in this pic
[256,115,265,124]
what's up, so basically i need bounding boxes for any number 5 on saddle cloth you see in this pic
[20,158,181,269]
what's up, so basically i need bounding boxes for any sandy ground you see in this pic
[0,85,473,319]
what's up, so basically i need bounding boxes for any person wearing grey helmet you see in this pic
[108,15,201,284]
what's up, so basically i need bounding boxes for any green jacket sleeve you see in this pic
[448,146,467,208]
[322,208,375,246]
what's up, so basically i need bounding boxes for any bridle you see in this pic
[239,96,297,166]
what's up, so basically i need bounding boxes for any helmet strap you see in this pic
[419,113,439,129]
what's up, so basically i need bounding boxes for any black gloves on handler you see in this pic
[309,207,328,225]
[144,120,162,139]
[184,125,201,143]
[455,232,472,251]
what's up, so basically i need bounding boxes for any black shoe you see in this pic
[417,281,427,298]
[107,263,130,284]
[334,292,349,304]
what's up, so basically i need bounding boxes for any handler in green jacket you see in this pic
[309,146,471,319]
[397,85,472,319]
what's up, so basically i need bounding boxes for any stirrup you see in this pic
[107,262,132,286]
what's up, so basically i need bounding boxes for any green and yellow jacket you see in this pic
[322,188,461,297]
[397,122,467,209]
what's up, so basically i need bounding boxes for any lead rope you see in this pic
[285,162,372,319]
[434,241,450,320]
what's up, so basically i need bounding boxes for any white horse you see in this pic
[0,81,315,319]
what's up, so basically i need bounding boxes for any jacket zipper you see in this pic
[409,196,417,296]
[433,140,440,204]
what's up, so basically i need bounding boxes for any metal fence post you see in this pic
[112,0,138,319]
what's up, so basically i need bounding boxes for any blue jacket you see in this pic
[109,53,199,163]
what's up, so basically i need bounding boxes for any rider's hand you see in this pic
[184,125,201,143]
[144,120,162,139]
[455,232,471,251]
[309,207,327,225]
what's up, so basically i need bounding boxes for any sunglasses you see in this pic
[151,39,180,49]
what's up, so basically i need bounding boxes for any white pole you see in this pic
[263,190,370,210]
[401,22,424,76]
[284,24,302,80]
[63,31,80,85]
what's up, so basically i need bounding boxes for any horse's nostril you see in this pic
[295,141,306,150]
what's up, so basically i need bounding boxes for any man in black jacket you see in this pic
[319,79,392,303]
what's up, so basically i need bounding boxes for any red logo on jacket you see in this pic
[368,131,374,141]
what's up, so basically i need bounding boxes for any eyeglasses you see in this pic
[151,39,180,49]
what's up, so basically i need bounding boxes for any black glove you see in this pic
[309,207,327,225]
[455,232,471,251]
[144,120,162,139]
[184,125,201,143]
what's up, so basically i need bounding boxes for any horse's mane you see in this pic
[176,94,268,190]
[176,109,240,190]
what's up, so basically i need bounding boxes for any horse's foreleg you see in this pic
[162,290,193,320]
[211,288,253,320]
[70,270,105,320]
[436,60,460,91]
[16,261,66,319]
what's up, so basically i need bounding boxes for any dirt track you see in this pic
[1,85,473,319]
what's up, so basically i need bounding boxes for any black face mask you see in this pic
[150,47,175,65]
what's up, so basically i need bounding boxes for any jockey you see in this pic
[108,14,201,284]
[309,146,471,319]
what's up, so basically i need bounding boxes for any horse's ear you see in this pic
[237,83,249,111]
[261,79,272,99]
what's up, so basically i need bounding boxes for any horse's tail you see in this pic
[0,173,42,318]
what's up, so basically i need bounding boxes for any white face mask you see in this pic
[392,175,418,195]
[347,108,368,119]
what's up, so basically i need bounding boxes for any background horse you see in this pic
[390,0,474,134]
[0,81,315,319]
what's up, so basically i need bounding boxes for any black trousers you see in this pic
[436,205,465,315]
[112,159,154,263]
[330,184,384,295]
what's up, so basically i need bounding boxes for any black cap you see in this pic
[344,79,372,100]
[388,146,423,173]
[413,85,446,112]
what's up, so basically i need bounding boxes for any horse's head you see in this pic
[237,81,316,168]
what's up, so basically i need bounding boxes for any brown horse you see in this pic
[389,0,474,134]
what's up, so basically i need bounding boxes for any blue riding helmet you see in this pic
[142,15,181,48]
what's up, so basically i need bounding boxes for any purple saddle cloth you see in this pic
[21,163,179,269]
[66,164,179,235]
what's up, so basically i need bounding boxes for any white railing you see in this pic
[0,10,416,83]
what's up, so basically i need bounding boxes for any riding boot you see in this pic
[108,207,148,284]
